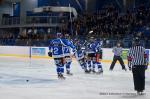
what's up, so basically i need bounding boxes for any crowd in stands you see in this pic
[0,4,150,48]
[72,4,150,39]
[0,30,15,39]
[69,4,150,48]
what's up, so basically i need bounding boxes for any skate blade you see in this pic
[67,73,73,76]
[58,77,66,80]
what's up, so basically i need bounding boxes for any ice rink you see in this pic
[0,56,150,99]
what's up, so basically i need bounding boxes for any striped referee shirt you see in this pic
[128,45,147,66]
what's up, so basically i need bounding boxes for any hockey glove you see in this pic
[48,52,52,57]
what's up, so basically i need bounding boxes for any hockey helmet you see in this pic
[56,32,63,38]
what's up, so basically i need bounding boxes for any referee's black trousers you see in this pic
[132,65,145,91]
[110,55,126,70]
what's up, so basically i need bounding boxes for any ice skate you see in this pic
[122,68,127,71]
[88,69,92,73]
[66,71,73,76]
[96,70,103,74]
[92,69,96,73]
[137,91,145,95]
[58,73,66,79]
[84,69,90,74]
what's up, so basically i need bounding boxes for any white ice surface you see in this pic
[0,56,150,99]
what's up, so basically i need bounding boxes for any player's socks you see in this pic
[92,66,96,73]
[92,69,96,73]
[66,62,73,75]
[80,62,86,69]
[57,66,65,79]
[80,64,84,69]
[81,62,90,73]
[97,62,103,74]
[87,61,92,73]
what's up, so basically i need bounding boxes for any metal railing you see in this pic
[1,16,68,26]
[26,16,68,24]
[2,17,20,25]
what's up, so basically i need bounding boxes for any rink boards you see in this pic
[0,46,149,64]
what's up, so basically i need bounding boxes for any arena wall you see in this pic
[0,46,149,64]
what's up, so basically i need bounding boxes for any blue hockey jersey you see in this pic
[62,39,75,56]
[74,40,86,60]
[86,41,100,54]
[75,50,85,60]
[49,38,76,58]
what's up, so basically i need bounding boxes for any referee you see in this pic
[128,37,148,95]
[109,43,126,71]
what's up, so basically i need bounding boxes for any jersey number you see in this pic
[54,48,59,54]
[64,47,69,52]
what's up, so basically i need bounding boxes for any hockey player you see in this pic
[48,33,76,79]
[95,39,103,74]
[63,34,75,75]
[74,39,89,73]
[86,37,103,74]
